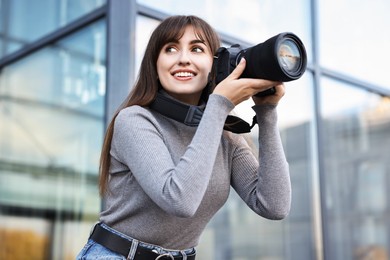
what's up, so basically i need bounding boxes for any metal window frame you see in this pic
[104,0,137,124]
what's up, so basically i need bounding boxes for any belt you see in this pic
[89,224,196,260]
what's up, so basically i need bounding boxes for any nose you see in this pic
[178,50,191,65]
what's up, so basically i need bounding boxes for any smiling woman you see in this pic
[76,15,291,260]
[156,26,214,105]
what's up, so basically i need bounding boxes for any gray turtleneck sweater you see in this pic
[100,93,291,250]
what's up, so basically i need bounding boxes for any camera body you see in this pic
[213,32,307,96]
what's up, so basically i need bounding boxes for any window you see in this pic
[0,19,106,259]
[318,0,390,89]
[137,0,312,63]
[320,78,390,260]
[0,0,106,58]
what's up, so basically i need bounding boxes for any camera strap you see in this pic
[149,93,257,134]
[149,93,204,127]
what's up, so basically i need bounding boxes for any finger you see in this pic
[238,78,281,93]
[227,58,246,80]
[273,83,285,96]
[238,77,280,86]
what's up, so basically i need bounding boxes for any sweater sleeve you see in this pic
[230,104,291,220]
[111,94,234,218]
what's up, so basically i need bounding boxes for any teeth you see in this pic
[174,72,194,77]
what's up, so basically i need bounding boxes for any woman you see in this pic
[77,15,291,260]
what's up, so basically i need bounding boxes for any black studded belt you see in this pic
[89,223,196,260]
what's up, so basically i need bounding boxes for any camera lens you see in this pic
[215,32,307,85]
[278,38,302,75]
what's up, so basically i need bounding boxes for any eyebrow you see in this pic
[167,39,206,45]
[190,39,206,45]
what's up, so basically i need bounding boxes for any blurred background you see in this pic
[0,0,389,259]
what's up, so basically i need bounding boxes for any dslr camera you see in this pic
[213,32,307,96]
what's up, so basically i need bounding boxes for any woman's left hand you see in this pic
[252,82,285,106]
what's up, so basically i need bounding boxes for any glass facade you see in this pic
[320,79,390,260]
[0,0,389,259]
[318,0,390,89]
[138,0,312,63]
[0,0,106,58]
[0,11,106,260]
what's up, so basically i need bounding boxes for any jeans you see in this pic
[76,238,126,260]
[76,223,195,260]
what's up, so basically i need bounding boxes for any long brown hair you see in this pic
[99,15,221,195]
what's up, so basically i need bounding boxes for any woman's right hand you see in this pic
[212,58,281,106]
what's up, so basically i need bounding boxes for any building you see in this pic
[0,0,389,259]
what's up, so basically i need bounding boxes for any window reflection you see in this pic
[0,0,106,58]
[137,0,312,63]
[0,19,106,259]
[135,16,160,76]
[320,78,390,260]
[319,0,390,89]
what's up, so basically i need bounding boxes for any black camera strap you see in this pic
[149,93,258,134]
[224,114,258,134]
[149,93,204,127]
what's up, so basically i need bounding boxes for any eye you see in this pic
[165,46,177,53]
[192,46,204,53]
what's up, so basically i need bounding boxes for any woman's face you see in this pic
[157,26,213,105]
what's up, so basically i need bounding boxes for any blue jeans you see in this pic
[76,223,195,260]
[76,238,126,260]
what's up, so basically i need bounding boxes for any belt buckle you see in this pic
[155,253,174,260]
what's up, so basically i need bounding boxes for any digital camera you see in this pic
[214,32,307,96]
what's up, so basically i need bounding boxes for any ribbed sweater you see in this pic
[100,93,291,250]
